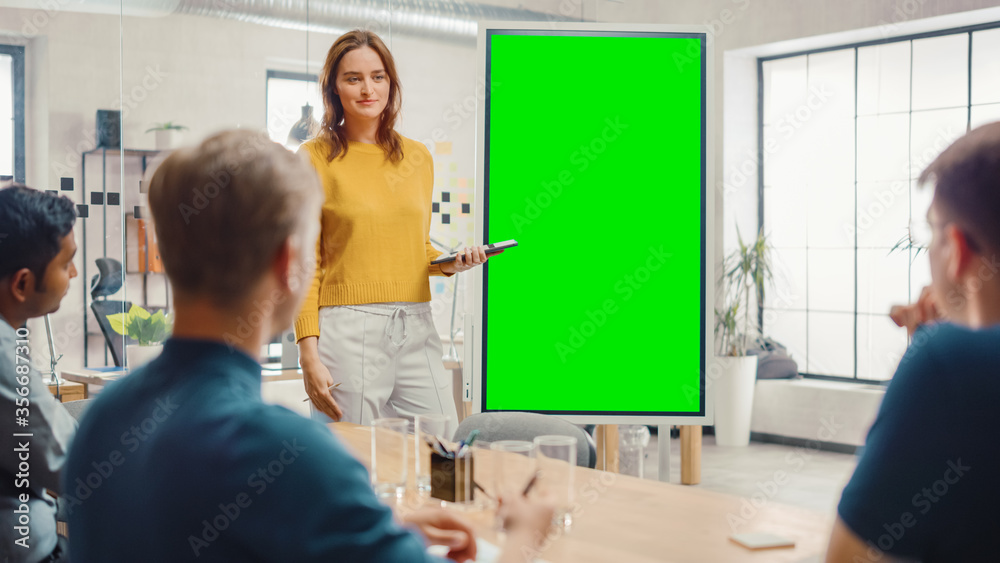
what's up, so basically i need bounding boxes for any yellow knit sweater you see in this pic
[294,136,450,342]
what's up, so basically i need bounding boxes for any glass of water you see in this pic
[371,418,408,501]
[414,413,453,498]
[491,440,536,497]
[534,435,577,530]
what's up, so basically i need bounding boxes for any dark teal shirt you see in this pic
[838,323,1000,562]
[64,338,444,562]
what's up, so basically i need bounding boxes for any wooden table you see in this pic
[330,422,831,563]
[48,380,86,402]
[60,367,126,398]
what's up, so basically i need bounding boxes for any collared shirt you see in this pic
[0,318,76,563]
[64,338,446,562]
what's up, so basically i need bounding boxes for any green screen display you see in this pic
[483,30,706,415]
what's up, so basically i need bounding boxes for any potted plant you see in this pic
[713,228,773,446]
[146,122,188,150]
[107,305,172,368]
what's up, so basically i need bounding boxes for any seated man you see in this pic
[0,185,78,563]
[64,130,551,562]
[827,122,1000,562]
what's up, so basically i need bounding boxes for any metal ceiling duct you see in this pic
[171,0,570,44]
[2,0,570,44]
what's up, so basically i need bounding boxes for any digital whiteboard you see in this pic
[466,23,713,424]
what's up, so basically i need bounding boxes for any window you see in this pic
[265,70,323,150]
[1,44,25,183]
[760,24,1000,381]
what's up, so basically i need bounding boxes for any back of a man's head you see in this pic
[0,184,77,289]
[147,130,321,308]
[920,121,1000,254]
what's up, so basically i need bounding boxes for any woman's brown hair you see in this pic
[318,30,403,163]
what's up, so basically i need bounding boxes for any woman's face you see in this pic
[334,46,390,124]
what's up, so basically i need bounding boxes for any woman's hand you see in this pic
[298,336,344,421]
[497,493,555,563]
[402,507,477,562]
[439,245,501,275]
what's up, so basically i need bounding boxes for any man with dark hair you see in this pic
[0,184,78,562]
[828,122,1000,562]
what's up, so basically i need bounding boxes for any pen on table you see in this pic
[432,436,453,458]
[302,382,342,401]
[473,480,494,501]
[465,429,480,447]
[455,429,479,458]
[522,472,540,496]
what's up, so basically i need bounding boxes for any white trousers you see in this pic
[311,302,458,435]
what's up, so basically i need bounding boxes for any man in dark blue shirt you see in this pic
[64,130,551,562]
[829,122,1000,561]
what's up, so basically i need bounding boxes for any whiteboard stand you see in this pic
[658,424,671,483]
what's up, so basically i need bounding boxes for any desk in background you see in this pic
[60,364,304,398]
[330,422,831,563]
[47,380,87,402]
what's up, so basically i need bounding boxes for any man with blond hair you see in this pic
[64,130,551,562]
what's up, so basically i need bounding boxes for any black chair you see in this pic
[454,412,597,469]
[89,258,129,366]
[91,300,131,367]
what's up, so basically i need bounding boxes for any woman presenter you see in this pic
[295,30,493,428]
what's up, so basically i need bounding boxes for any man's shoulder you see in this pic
[196,401,348,463]
[0,320,16,364]
[898,322,1000,378]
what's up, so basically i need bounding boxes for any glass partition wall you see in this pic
[7,0,579,374]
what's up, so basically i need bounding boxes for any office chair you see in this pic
[89,258,130,367]
[454,412,597,469]
[62,398,95,422]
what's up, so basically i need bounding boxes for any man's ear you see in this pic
[945,224,977,284]
[272,238,294,292]
[6,268,35,304]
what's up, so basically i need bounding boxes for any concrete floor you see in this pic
[639,433,860,515]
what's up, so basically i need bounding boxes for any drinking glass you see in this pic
[371,418,408,500]
[534,435,577,530]
[490,440,537,499]
[414,413,453,498]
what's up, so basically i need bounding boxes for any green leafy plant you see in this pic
[889,232,927,261]
[715,228,774,357]
[107,305,172,346]
[145,122,188,133]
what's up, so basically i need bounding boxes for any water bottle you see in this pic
[618,425,650,478]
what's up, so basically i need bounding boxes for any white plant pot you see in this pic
[154,129,180,150]
[127,343,163,369]
[713,355,759,447]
